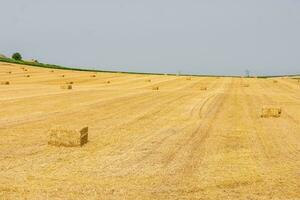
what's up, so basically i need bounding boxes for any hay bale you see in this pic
[186,77,192,80]
[146,79,151,82]
[8,71,12,74]
[66,81,74,84]
[200,86,207,90]
[61,75,65,77]
[242,83,250,87]
[50,70,55,72]
[48,126,88,147]
[106,80,111,84]
[261,106,282,118]
[90,74,96,77]
[152,86,159,90]
[1,81,10,85]
[60,84,73,90]
[23,69,28,71]
[273,80,278,83]
[24,75,30,77]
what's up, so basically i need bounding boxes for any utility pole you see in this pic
[245,69,250,78]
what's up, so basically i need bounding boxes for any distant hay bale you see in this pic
[50,70,55,72]
[261,106,282,118]
[152,86,159,90]
[60,84,72,90]
[23,69,28,71]
[48,126,88,147]
[1,81,10,85]
[186,77,192,80]
[24,75,30,77]
[242,83,250,87]
[61,75,65,77]
[273,80,278,83]
[8,71,12,74]
[106,80,111,84]
[66,81,74,84]
[200,86,207,90]
[146,79,151,82]
[90,74,96,77]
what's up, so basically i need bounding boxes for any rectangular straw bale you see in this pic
[60,84,72,90]
[48,126,88,147]
[1,81,10,85]
[261,106,282,118]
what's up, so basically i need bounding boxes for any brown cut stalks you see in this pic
[261,106,282,118]
[48,126,88,147]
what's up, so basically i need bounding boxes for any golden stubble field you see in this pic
[0,62,299,199]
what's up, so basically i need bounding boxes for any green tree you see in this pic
[12,52,22,61]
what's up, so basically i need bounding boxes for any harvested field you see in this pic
[0,61,299,200]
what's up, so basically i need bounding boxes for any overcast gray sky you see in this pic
[1,0,299,75]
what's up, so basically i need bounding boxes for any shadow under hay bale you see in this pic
[60,84,73,90]
[152,86,159,90]
[48,126,88,147]
[261,106,282,118]
[1,81,10,85]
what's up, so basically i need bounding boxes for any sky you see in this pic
[0,0,299,76]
